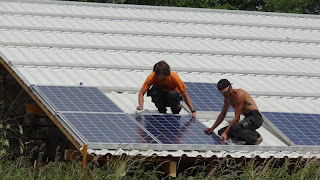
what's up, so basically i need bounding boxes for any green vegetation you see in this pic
[0,100,25,158]
[63,0,320,14]
[0,150,320,179]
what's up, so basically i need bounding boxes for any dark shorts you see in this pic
[147,85,182,113]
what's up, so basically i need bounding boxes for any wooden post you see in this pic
[169,161,177,177]
[81,144,88,170]
[162,160,177,177]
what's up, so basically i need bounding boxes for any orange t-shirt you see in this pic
[142,72,186,93]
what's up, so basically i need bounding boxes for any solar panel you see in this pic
[36,86,122,112]
[133,114,228,145]
[184,82,225,111]
[262,112,320,146]
[61,113,159,144]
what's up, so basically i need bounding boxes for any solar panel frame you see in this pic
[31,85,320,151]
[34,85,123,113]
[59,112,161,145]
[184,82,232,112]
[132,114,228,145]
[262,112,320,146]
[55,112,320,151]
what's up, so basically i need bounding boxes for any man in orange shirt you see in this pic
[136,61,197,118]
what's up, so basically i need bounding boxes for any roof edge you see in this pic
[4,0,320,19]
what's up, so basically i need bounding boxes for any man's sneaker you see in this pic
[255,133,263,145]
[171,105,182,114]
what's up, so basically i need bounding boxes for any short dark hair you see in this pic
[217,79,231,90]
[153,61,170,76]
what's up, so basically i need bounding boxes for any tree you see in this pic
[263,0,320,14]
[63,0,320,14]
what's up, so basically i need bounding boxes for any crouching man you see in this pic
[205,79,263,145]
[136,61,197,118]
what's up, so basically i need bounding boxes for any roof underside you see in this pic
[0,0,320,158]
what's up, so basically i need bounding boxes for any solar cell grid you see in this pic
[36,86,122,113]
[62,113,158,144]
[262,112,320,146]
[133,114,228,145]
[184,82,227,112]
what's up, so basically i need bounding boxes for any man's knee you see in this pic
[167,90,179,98]
[148,86,162,104]
[167,90,181,105]
[229,123,243,132]
[148,86,161,98]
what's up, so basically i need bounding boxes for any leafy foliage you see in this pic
[63,0,320,14]
[263,0,320,14]
[0,154,320,179]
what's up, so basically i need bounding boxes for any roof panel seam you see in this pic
[1,11,320,30]
[2,25,320,44]
[97,87,320,98]
[1,42,319,60]
[10,62,320,78]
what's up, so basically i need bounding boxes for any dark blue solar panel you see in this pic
[36,86,122,112]
[184,82,226,112]
[133,114,228,145]
[61,113,158,144]
[262,112,320,146]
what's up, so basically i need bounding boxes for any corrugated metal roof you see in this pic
[0,0,320,158]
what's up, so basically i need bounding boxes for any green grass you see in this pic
[0,154,319,180]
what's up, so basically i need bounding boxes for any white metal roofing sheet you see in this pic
[1,29,320,57]
[87,148,320,159]
[1,47,319,75]
[11,67,320,95]
[1,1,320,28]
[2,14,320,41]
[1,0,320,158]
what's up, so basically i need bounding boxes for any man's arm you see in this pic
[137,73,153,110]
[181,91,197,119]
[220,94,244,140]
[204,98,230,133]
[136,88,148,110]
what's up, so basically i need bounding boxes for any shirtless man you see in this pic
[204,79,263,145]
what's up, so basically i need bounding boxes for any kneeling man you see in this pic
[205,79,263,145]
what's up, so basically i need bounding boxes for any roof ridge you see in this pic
[4,0,320,19]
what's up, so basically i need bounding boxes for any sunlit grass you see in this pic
[0,152,319,179]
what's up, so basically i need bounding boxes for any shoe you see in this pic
[158,108,167,114]
[255,133,263,145]
[171,105,181,114]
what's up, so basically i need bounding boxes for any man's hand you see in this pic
[136,105,143,111]
[220,131,228,140]
[204,127,213,134]
[192,112,197,119]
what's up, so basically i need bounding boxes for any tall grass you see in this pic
[0,152,319,179]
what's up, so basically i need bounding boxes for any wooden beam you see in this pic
[81,144,88,170]
[64,149,109,162]
[64,149,81,160]
[26,103,45,115]
[0,57,81,150]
